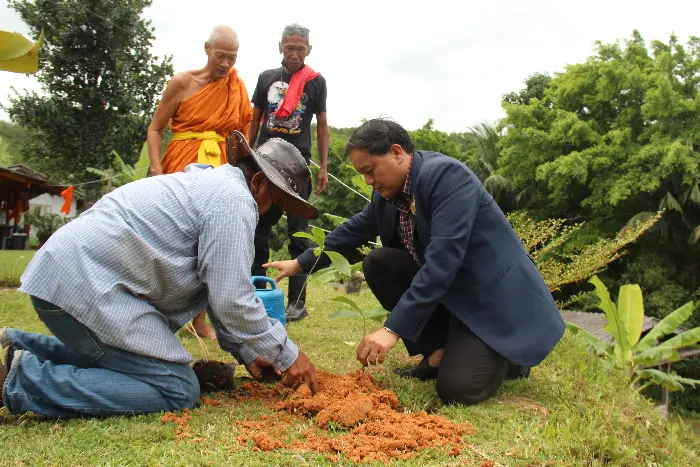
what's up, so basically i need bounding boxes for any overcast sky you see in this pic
[1,0,698,133]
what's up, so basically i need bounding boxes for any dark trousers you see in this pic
[252,177,313,304]
[363,247,509,405]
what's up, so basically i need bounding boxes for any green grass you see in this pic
[0,250,34,288]
[1,261,699,465]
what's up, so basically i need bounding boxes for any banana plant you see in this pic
[0,30,44,74]
[86,150,147,191]
[566,275,700,393]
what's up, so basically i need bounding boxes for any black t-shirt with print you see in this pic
[251,65,327,159]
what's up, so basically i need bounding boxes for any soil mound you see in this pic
[165,367,475,463]
[239,370,474,462]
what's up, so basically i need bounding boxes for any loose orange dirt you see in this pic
[162,369,475,463]
[238,370,473,462]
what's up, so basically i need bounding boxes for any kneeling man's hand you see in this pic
[357,328,400,367]
[283,349,319,394]
[245,357,280,381]
[263,259,302,282]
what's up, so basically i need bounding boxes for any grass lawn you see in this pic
[0,251,698,465]
[0,250,34,287]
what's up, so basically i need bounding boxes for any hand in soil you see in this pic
[245,357,282,383]
[357,328,400,367]
[262,259,301,283]
[283,349,319,394]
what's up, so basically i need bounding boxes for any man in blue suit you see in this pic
[266,118,564,405]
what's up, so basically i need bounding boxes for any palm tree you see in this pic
[468,123,512,208]
[623,176,700,245]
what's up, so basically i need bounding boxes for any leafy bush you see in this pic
[25,206,73,246]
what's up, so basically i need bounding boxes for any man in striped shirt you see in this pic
[0,131,319,418]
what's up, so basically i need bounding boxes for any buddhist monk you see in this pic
[147,25,253,339]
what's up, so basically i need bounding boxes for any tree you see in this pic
[0,122,28,165]
[0,137,12,166]
[500,31,699,221]
[466,123,513,209]
[409,119,471,163]
[502,72,552,106]
[498,31,700,300]
[6,0,173,182]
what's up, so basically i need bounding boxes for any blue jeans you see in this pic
[2,296,199,418]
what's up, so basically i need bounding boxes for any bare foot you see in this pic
[191,311,217,340]
[427,348,444,367]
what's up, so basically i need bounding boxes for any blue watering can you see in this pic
[252,276,286,327]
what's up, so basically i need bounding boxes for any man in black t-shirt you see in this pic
[248,23,329,322]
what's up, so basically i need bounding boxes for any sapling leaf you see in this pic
[351,173,373,198]
[332,296,361,312]
[294,231,320,243]
[365,308,390,322]
[325,213,349,226]
[316,269,341,284]
[330,308,363,319]
[310,226,326,246]
[326,251,351,278]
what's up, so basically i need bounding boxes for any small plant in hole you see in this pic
[330,296,390,346]
[293,227,389,344]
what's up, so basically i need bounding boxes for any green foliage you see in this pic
[409,119,474,164]
[7,0,173,183]
[509,210,662,293]
[0,251,32,288]
[499,33,700,356]
[351,173,372,199]
[330,296,390,339]
[308,132,368,230]
[25,206,72,246]
[292,226,325,257]
[0,137,12,167]
[502,72,552,106]
[0,122,28,165]
[86,150,147,192]
[465,123,514,210]
[294,229,386,337]
[566,275,700,394]
[500,31,700,217]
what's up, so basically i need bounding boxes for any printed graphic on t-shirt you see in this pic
[265,81,308,135]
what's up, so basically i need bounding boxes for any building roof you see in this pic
[0,164,84,199]
[3,164,56,185]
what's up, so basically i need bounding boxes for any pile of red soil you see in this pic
[162,367,474,462]
[235,370,474,463]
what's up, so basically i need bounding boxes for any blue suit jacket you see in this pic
[297,151,565,367]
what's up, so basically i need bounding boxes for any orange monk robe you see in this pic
[161,68,253,174]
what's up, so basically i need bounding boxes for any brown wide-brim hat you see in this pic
[226,130,319,220]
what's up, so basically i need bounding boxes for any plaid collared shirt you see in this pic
[390,158,420,264]
[19,165,298,370]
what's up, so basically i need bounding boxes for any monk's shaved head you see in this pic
[206,25,238,47]
[204,25,239,80]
